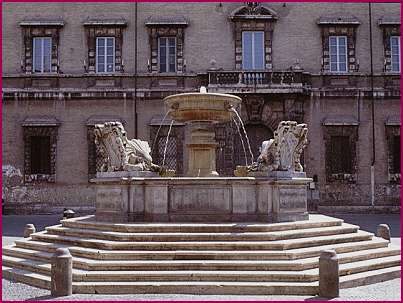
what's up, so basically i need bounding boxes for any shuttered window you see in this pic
[391,36,400,72]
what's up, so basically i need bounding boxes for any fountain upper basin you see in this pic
[164,92,242,123]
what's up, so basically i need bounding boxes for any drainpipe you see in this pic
[134,2,138,138]
[369,3,375,206]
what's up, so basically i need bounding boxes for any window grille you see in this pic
[330,135,352,174]
[30,136,51,174]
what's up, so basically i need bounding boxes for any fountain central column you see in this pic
[164,88,241,178]
[186,121,219,177]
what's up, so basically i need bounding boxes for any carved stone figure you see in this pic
[94,122,161,173]
[251,121,308,173]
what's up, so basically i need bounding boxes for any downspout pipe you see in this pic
[134,2,138,138]
[369,3,375,206]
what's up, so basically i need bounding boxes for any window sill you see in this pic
[24,72,60,77]
[24,174,55,183]
[320,71,363,76]
[327,173,356,183]
[382,71,401,76]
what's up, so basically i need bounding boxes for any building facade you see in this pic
[2,2,401,214]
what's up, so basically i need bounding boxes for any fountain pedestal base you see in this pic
[186,122,219,177]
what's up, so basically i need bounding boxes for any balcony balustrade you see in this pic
[208,70,309,91]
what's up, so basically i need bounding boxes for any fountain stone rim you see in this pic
[163,91,242,123]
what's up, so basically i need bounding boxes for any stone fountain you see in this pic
[92,88,311,223]
[4,89,400,296]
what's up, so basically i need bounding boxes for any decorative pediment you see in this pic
[230,2,278,21]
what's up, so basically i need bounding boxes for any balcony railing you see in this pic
[208,70,309,87]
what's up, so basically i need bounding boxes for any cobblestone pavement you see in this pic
[2,214,401,301]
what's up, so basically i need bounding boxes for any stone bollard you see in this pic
[377,224,391,242]
[319,250,339,298]
[51,248,73,297]
[23,224,36,238]
[63,209,75,220]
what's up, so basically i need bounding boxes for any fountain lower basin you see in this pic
[93,175,310,223]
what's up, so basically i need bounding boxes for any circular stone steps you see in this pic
[44,223,360,242]
[12,237,390,260]
[60,214,343,233]
[2,214,401,295]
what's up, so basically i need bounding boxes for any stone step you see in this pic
[2,266,51,290]
[338,255,401,276]
[45,223,360,242]
[3,255,51,276]
[339,266,401,289]
[61,214,343,233]
[30,230,373,251]
[70,265,400,295]
[14,237,389,261]
[3,265,400,295]
[71,254,401,282]
[3,244,400,272]
[2,265,318,295]
[73,281,319,295]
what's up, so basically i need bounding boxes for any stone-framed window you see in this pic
[317,16,360,73]
[230,3,277,70]
[149,117,185,175]
[83,19,127,74]
[22,117,60,183]
[385,117,401,183]
[323,118,359,183]
[86,117,126,179]
[379,18,401,73]
[19,20,64,74]
[145,16,188,74]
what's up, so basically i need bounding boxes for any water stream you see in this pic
[151,110,171,154]
[162,119,174,167]
[229,107,254,165]
[232,117,248,166]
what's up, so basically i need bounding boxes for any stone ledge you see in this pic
[317,205,400,214]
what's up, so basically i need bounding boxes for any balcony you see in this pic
[207,70,310,94]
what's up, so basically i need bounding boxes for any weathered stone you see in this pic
[250,121,308,173]
[51,248,72,297]
[63,209,75,219]
[319,250,339,298]
[377,224,391,242]
[94,121,161,173]
[23,224,35,238]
